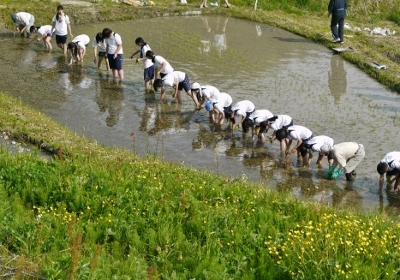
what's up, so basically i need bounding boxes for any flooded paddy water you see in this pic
[0,16,399,214]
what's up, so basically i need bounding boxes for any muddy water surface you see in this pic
[1,16,399,214]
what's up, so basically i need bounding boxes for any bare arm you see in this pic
[130,50,140,59]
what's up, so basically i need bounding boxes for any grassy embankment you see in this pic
[1,0,400,279]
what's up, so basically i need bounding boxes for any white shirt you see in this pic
[162,71,185,87]
[213,92,232,113]
[72,35,90,50]
[307,135,334,153]
[16,12,33,26]
[52,14,70,36]
[200,85,220,100]
[92,37,107,52]
[152,55,174,75]
[231,100,255,117]
[269,115,292,131]
[248,110,273,126]
[37,25,53,36]
[287,125,313,141]
[140,44,153,69]
[105,32,123,55]
[380,152,400,171]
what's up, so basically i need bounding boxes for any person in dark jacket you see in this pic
[328,0,348,43]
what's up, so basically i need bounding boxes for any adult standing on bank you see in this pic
[321,142,365,181]
[51,5,72,54]
[11,12,35,38]
[102,28,124,81]
[328,0,348,43]
[377,152,400,192]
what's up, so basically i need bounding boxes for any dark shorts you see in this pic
[98,51,107,58]
[283,119,294,129]
[144,65,155,81]
[108,53,123,70]
[56,34,67,45]
[177,74,191,92]
[299,134,314,157]
[387,169,400,177]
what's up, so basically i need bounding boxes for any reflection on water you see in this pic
[1,16,400,215]
[328,54,347,102]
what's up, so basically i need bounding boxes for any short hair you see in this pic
[275,128,288,142]
[102,28,112,39]
[57,5,64,10]
[146,50,154,58]
[377,162,388,175]
[242,118,253,133]
[95,32,103,43]
[153,79,162,91]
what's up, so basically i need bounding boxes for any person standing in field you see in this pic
[11,12,35,38]
[130,37,154,91]
[377,152,400,192]
[92,32,109,72]
[321,142,365,181]
[102,28,124,81]
[28,25,53,50]
[67,34,90,65]
[328,0,347,43]
[51,5,73,54]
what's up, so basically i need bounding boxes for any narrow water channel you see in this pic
[0,16,399,214]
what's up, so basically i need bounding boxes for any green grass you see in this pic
[1,0,400,278]
[1,93,400,278]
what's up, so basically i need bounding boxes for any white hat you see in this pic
[191,82,202,97]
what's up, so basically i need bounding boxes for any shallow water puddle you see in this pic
[0,16,399,214]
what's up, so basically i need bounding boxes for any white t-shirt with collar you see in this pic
[200,85,220,100]
[212,92,232,113]
[153,55,174,75]
[380,152,400,171]
[231,100,255,117]
[269,115,292,131]
[72,35,90,50]
[287,125,313,141]
[106,33,123,55]
[92,37,107,52]
[307,135,334,153]
[52,14,70,36]
[248,110,273,126]
[162,71,185,87]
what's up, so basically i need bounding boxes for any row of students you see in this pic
[19,12,400,192]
